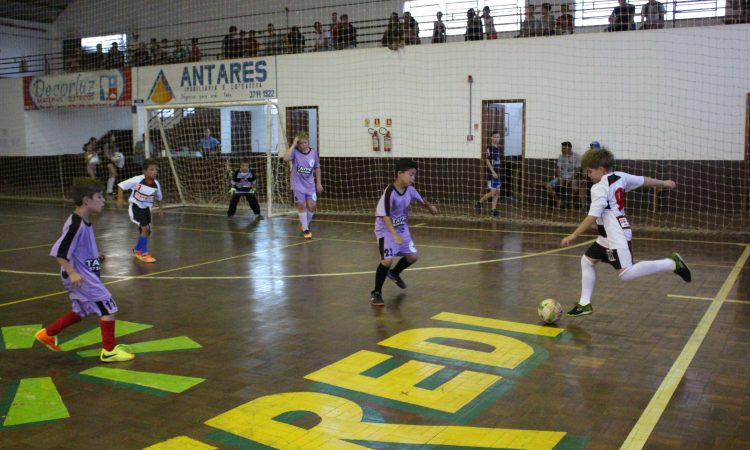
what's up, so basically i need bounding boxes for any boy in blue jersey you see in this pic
[370,158,438,306]
[36,181,134,362]
[117,158,163,263]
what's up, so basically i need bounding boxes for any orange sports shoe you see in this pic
[134,251,157,263]
[303,230,312,239]
[35,328,61,352]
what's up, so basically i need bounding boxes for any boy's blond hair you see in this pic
[295,131,309,140]
[581,147,615,170]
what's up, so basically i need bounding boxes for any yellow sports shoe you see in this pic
[35,328,61,352]
[100,344,135,363]
[303,230,312,239]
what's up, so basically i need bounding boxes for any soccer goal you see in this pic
[144,100,294,216]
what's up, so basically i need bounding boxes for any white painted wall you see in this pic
[0,78,27,156]
[0,20,57,77]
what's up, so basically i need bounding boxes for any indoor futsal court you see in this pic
[0,200,748,449]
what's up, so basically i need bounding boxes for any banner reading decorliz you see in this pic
[23,68,132,110]
[136,58,277,106]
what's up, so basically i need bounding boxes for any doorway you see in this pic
[286,106,319,152]
[482,100,525,200]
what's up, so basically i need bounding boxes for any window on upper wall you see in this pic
[81,34,127,53]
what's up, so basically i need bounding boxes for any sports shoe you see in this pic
[303,229,312,239]
[670,253,691,282]
[490,209,500,218]
[370,290,384,306]
[134,251,156,263]
[567,303,593,317]
[474,201,482,213]
[255,214,265,220]
[387,271,407,289]
[100,344,135,363]
[35,328,61,352]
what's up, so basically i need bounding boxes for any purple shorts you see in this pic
[293,190,317,204]
[70,296,119,317]
[378,231,417,260]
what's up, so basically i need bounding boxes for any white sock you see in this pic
[306,211,315,225]
[298,212,309,231]
[579,256,596,306]
[619,259,675,281]
[106,177,115,194]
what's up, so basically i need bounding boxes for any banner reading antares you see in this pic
[136,58,277,106]
[23,68,132,110]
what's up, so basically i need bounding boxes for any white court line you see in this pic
[621,245,750,450]
[667,293,749,305]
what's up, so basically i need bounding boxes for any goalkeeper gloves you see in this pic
[229,187,236,195]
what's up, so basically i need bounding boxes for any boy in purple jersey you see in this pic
[35,181,135,362]
[282,132,323,239]
[370,158,438,306]
[561,148,691,317]
[117,158,163,263]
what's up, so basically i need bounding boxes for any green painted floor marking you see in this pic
[79,367,205,394]
[76,336,202,358]
[1,324,41,350]
[59,321,152,351]
[2,377,69,426]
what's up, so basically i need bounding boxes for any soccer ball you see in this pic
[538,298,563,324]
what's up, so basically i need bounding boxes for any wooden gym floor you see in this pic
[0,200,748,449]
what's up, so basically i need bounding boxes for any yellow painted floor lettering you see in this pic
[379,327,534,369]
[144,436,218,449]
[433,312,565,338]
[206,392,567,449]
[304,350,500,413]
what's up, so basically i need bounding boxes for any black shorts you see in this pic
[128,203,152,228]
[585,241,633,270]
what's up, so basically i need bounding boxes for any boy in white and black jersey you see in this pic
[228,161,263,219]
[117,158,163,263]
[561,147,691,316]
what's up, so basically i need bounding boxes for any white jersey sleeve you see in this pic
[118,175,142,192]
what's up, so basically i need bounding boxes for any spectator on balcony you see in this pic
[465,8,484,40]
[607,0,636,31]
[264,24,283,56]
[312,22,327,51]
[224,26,243,59]
[159,39,171,63]
[287,26,306,53]
[540,3,556,35]
[336,14,357,49]
[171,39,188,63]
[403,12,421,45]
[190,38,201,62]
[519,6,542,37]
[133,42,151,66]
[432,11,446,43]
[198,129,221,156]
[151,43,166,65]
[149,38,158,63]
[640,0,665,29]
[106,42,124,69]
[482,6,497,39]
[330,12,339,46]
[382,12,404,50]
[246,30,260,57]
[92,44,105,70]
[556,4,575,34]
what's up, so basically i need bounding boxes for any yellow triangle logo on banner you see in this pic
[148,70,174,104]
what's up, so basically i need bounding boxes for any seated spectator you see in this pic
[432,11,446,43]
[336,14,357,49]
[465,8,484,40]
[556,4,575,34]
[403,12,420,45]
[482,6,497,39]
[540,3,556,36]
[519,6,542,37]
[106,42,124,69]
[287,26,305,53]
[640,0,665,29]
[198,129,220,155]
[171,39,188,63]
[133,42,151,66]
[264,23,283,56]
[190,38,201,62]
[224,26,244,59]
[607,0,636,31]
[382,12,404,50]
[545,141,581,209]
[312,22,328,51]
[246,30,260,57]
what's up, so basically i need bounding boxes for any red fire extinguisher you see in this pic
[369,128,381,152]
[380,127,392,152]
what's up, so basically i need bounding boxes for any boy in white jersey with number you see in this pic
[561,147,691,316]
[117,158,163,263]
